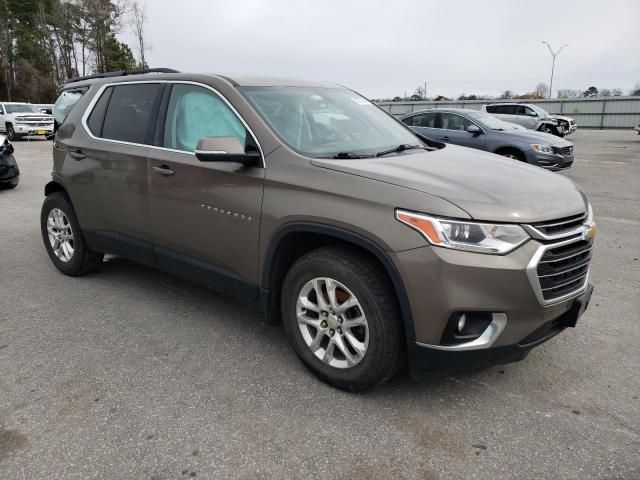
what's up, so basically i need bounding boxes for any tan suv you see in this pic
[41,69,595,391]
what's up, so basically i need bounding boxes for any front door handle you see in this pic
[68,150,85,160]
[152,165,175,176]
[440,136,450,141]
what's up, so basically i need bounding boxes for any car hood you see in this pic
[311,145,586,223]
[493,128,573,146]
[552,115,575,122]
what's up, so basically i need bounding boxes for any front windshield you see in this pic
[5,103,41,114]
[467,111,517,130]
[531,105,550,117]
[241,87,420,157]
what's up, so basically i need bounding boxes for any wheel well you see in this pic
[262,226,415,342]
[494,147,525,161]
[45,181,68,199]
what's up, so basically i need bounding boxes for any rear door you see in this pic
[147,82,265,299]
[59,82,163,264]
[403,112,439,138]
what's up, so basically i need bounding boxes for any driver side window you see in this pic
[163,84,248,153]
[440,113,470,131]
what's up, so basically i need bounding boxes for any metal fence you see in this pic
[375,97,640,129]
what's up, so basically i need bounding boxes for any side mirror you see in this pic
[195,136,260,166]
[466,124,482,134]
[0,135,14,156]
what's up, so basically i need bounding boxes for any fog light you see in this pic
[441,311,494,346]
[457,314,467,333]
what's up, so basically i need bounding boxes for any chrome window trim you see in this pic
[80,80,266,168]
[417,313,507,351]
[526,236,591,306]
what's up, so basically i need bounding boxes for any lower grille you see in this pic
[536,239,592,301]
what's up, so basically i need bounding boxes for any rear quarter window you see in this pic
[86,87,113,136]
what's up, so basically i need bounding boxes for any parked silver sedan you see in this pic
[401,108,575,170]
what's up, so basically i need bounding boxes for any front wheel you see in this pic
[40,192,103,276]
[281,246,404,392]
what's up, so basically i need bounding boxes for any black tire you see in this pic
[281,245,404,392]
[5,124,15,141]
[497,148,526,162]
[40,192,103,276]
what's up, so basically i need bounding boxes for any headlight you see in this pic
[585,202,593,223]
[396,210,530,255]
[531,144,554,154]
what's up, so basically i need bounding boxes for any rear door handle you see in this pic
[152,165,175,176]
[440,136,450,141]
[68,150,85,160]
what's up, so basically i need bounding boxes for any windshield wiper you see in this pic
[332,152,370,159]
[375,144,425,157]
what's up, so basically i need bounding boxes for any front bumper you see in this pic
[408,284,593,375]
[528,151,574,170]
[13,124,54,136]
[391,238,593,374]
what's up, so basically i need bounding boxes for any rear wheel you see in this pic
[40,192,103,276]
[281,246,404,392]
[5,124,15,141]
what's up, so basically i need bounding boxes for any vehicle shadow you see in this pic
[94,255,499,397]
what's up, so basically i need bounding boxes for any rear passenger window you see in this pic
[485,105,499,113]
[86,87,113,136]
[162,84,248,153]
[100,83,162,144]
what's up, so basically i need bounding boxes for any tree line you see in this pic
[0,0,147,104]
[378,82,640,103]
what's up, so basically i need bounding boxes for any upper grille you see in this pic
[530,212,587,236]
[537,239,592,301]
[553,145,574,156]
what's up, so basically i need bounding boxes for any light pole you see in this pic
[542,41,567,99]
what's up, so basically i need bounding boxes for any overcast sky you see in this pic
[119,0,640,99]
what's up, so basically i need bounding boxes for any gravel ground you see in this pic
[1,129,639,479]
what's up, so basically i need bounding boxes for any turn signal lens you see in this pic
[396,211,441,244]
[395,210,530,255]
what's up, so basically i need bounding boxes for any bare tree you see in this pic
[534,83,549,99]
[413,85,426,100]
[499,90,513,99]
[611,88,623,96]
[557,89,580,98]
[130,0,148,68]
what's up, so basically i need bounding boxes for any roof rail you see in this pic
[63,68,180,85]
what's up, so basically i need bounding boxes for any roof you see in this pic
[402,107,481,116]
[60,68,342,90]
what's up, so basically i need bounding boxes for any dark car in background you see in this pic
[0,134,19,189]
[401,108,575,170]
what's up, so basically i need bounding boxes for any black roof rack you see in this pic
[63,68,180,85]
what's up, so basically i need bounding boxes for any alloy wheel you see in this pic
[47,208,74,262]
[296,277,369,369]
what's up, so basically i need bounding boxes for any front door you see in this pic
[438,112,486,149]
[147,83,265,299]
